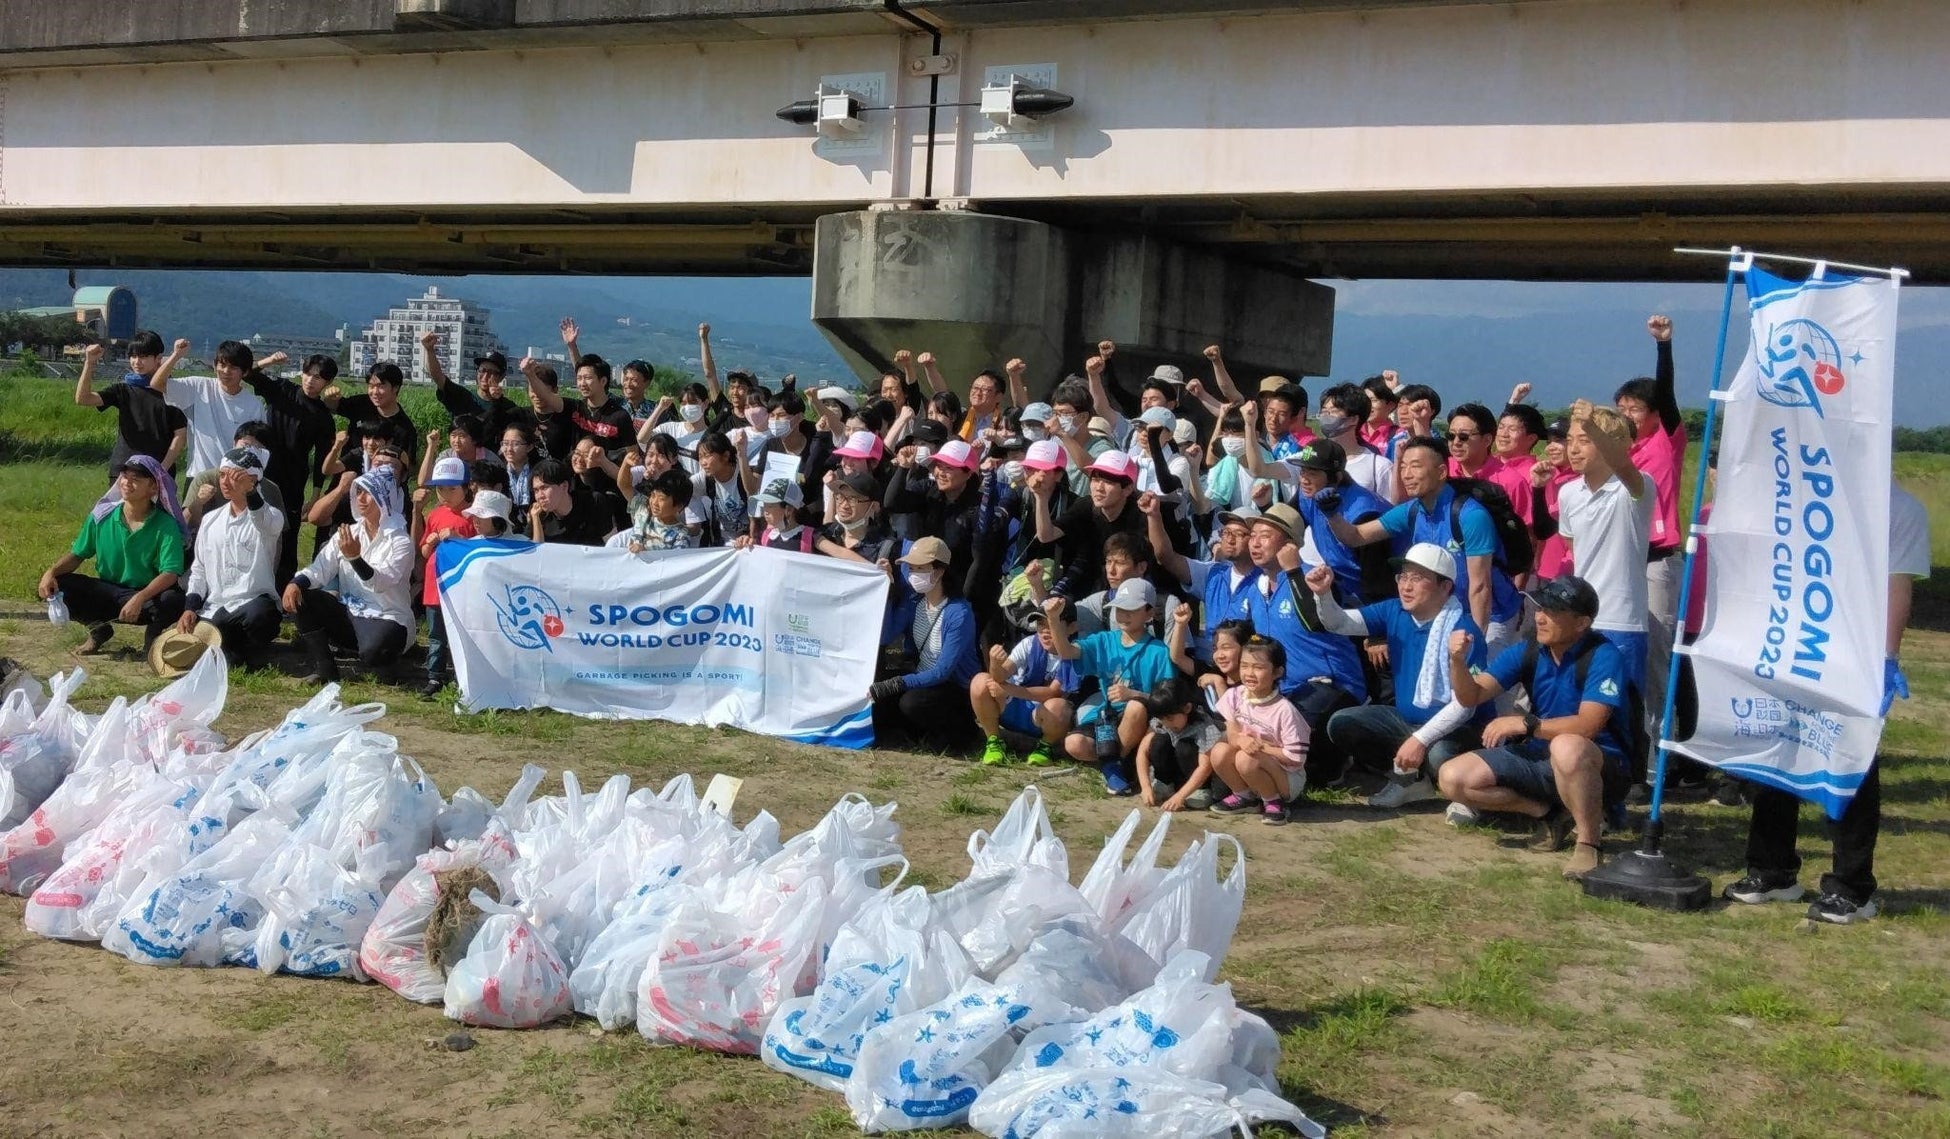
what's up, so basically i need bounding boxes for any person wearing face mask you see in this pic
[1202,406,1279,521]
[1314,384,1396,503]
[648,381,714,474]
[284,466,415,683]
[246,355,341,586]
[871,537,982,752]
[1047,378,1114,497]
[1017,400,1057,445]
[757,392,832,522]
[816,470,897,565]
[882,438,986,595]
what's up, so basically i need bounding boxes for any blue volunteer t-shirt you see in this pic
[1378,485,1521,623]
[1075,630,1180,711]
[1246,573,1367,702]
[1358,600,1489,726]
[1485,636,1632,760]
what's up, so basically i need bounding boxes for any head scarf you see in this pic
[352,466,405,528]
[92,455,185,525]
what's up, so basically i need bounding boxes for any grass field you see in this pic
[2,373,1949,1138]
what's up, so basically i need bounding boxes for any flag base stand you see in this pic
[1582,820,1712,912]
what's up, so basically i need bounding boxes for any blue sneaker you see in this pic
[1102,762,1136,797]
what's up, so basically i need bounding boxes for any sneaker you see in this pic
[1807,892,1878,924]
[1562,842,1602,880]
[1102,764,1136,797]
[1368,778,1436,810]
[1184,788,1214,811]
[1722,872,1806,905]
[1444,802,1480,827]
[980,736,1011,766]
[1210,792,1260,814]
[419,679,445,701]
[1527,806,1573,853]
[1024,742,1056,767]
[1261,798,1290,826]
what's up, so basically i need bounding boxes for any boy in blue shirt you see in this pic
[1042,579,1182,796]
[1438,576,1629,880]
[970,598,1081,768]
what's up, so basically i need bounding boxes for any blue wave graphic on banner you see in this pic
[783,706,876,750]
[435,537,535,591]
[1717,761,1868,821]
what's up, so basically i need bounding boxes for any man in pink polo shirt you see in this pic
[1446,403,1533,533]
[1613,314,1686,776]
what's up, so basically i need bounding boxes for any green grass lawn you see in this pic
[2,372,1949,1137]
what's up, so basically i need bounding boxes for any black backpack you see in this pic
[1448,477,1535,576]
[1518,635,1648,782]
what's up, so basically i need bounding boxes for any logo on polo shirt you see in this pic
[1599,678,1619,698]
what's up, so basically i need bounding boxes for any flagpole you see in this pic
[1641,248,1746,852]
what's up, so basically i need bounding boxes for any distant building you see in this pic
[247,328,346,365]
[14,285,138,343]
[348,286,507,385]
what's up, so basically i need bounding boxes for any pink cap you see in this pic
[834,430,884,461]
[1085,450,1138,483]
[921,439,980,470]
[1022,439,1066,471]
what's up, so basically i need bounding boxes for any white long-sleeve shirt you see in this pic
[295,517,415,630]
[185,497,283,615]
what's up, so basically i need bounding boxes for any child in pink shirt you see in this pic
[1208,635,1311,825]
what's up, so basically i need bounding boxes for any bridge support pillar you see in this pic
[810,210,1333,398]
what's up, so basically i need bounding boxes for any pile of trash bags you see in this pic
[0,660,1320,1139]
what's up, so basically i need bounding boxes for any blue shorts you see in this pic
[1001,697,1042,735]
[1598,630,1648,695]
[1479,741,1630,807]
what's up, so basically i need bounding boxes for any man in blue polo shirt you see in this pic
[1307,543,1489,809]
[1319,435,1524,665]
[1245,504,1365,784]
[1138,493,1257,668]
[1438,576,1630,881]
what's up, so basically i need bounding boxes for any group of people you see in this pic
[32,315,1925,920]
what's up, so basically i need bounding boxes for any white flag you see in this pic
[1669,266,1898,819]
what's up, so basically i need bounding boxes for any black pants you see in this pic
[269,472,307,588]
[293,588,410,669]
[1287,679,1362,786]
[204,596,282,667]
[1745,760,1881,904]
[874,681,977,754]
[1325,703,1483,781]
[56,573,184,645]
[1144,733,1200,785]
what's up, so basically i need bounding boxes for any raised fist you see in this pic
[173,338,191,356]
[1005,357,1026,376]
[1449,629,1474,658]
[83,343,105,363]
[1084,355,1105,377]
[1647,314,1672,342]
[1304,564,1334,594]
[1097,340,1116,358]
[1510,382,1533,404]
[1136,491,1159,516]
[698,322,711,337]
[893,349,913,368]
[420,330,440,350]
[916,352,935,369]
[1202,345,1222,361]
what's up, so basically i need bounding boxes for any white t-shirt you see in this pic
[165,376,267,479]
[654,421,708,475]
[1345,447,1396,502]
[1557,474,1654,632]
[1890,484,1931,579]
[691,471,748,546]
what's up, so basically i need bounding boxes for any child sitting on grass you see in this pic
[1209,635,1310,825]
[1136,675,1222,812]
[1042,579,1181,797]
[969,597,1079,768]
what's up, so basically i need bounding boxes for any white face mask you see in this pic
[839,514,870,534]
[769,418,793,439]
[907,569,937,594]
[1221,435,1248,458]
[912,445,933,463]
[1024,426,1049,443]
[1056,415,1077,435]
[680,403,704,424]
[1001,460,1026,485]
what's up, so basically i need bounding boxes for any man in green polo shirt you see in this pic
[37,459,187,654]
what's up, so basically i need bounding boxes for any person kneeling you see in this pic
[1439,576,1633,880]
[969,598,1078,768]
[1208,635,1310,825]
[283,468,415,684]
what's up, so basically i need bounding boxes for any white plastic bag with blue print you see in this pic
[186,687,385,854]
[763,886,973,1093]
[1110,833,1246,983]
[102,810,293,968]
[287,734,441,895]
[246,840,387,979]
[24,768,201,941]
[968,951,1320,1139]
[845,977,1038,1132]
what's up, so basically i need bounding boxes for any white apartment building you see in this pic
[348,286,508,384]
[247,328,346,365]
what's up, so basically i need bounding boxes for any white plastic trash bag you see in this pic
[23,770,200,941]
[967,1068,1320,1139]
[103,810,292,967]
[845,978,1036,1133]
[966,786,1067,880]
[1112,834,1246,982]
[247,841,387,978]
[0,697,144,895]
[360,823,518,1004]
[763,886,973,1093]
[1077,810,1174,928]
[0,669,94,832]
[443,892,574,1028]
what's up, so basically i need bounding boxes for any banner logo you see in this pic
[1756,318,1848,416]
[490,584,565,652]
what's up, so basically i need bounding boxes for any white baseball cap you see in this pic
[1391,541,1458,582]
[425,456,469,487]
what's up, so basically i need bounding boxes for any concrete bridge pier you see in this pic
[811,210,1335,404]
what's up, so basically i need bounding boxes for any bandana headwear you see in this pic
[219,446,267,474]
[92,455,184,525]
[353,466,403,523]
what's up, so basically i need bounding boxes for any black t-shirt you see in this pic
[538,486,612,546]
[580,474,631,534]
[1052,498,1145,598]
[334,394,419,465]
[436,383,529,447]
[562,396,637,461]
[245,373,337,493]
[818,520,898,567]
[97,383,188,475]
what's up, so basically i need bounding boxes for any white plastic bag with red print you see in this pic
[637,870,828,1055]
[442,891,573,1028]
[125,648,228,766]
[0,669,95,834]
[23,769,200,941]
[360,821,518,1004]
[0,696,144,896]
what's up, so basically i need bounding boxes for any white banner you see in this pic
[434,540,888,748]
[1669,266,1898,818]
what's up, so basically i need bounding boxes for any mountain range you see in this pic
[3,268,1945,425]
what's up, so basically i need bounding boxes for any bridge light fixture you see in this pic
[979,76,1074,129]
